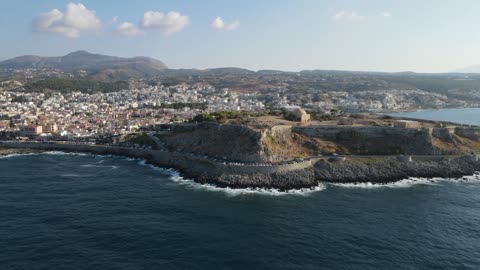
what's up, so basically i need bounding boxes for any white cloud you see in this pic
[115,22,144,37]
[211,17,225,29]
[112,16,119,23]
[211,17,240,31]
[381,11,392,18]
[141,11,189,34]
[333,10,365,21]
[33,2,101,38]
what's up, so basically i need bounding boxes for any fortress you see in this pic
[1,114,479,190]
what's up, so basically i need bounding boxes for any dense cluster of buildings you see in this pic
[0,83,267,139]
[0,78,474,140]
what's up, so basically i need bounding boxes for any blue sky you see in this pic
[1,0,480,72]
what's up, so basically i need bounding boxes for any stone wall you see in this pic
[455,127,480,140]
[293,126,436,155]
[292,125,480,155]
[158,122,265,163]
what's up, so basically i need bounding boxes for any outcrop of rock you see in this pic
[313,156,480,184]
[158,123,480,162]
[0,142,479,190]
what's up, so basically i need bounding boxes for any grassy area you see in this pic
[191,111,265,124]
[122,133,157,149]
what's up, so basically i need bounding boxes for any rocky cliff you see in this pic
[158,123,480,162]
[158,122,266,162]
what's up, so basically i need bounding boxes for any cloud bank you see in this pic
[141,11,189,34]
[32,3,101,38]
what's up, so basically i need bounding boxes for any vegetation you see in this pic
[191,111,264,124]
[24,78,129,94]
[154,102,207,110]
[309,111,338,121]
[122,133,157,149]
[281,109,298,122]
[11,96,28,103]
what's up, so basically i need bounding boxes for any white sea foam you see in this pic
[6,151,479,194]
[457,172,480,183]
[0,153,41,159]
[80,164,118,169]
[168,173,327,196]
[133,159,326,196]
[61,173,92,178]
[44,151,89,156]
[331,174,480,189]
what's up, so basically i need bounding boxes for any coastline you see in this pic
[379,106,480,114]
[0,148,45,156]
[1,142,479,190]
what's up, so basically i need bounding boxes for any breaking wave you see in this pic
[4,151,479,194]
[80,164,119,169]
[0,153,41,159]
[135,159,326,196]
[331,173,480,189]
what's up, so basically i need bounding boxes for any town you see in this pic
[1,74,477,141]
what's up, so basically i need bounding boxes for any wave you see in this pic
[135,159,326,196]
[80,164,118,169]
[169,173,326,196]
[44,151,90,156]
[5,151,479,194]
[331,174,480,189]
[61,173,94,178]
[0,153,43,159]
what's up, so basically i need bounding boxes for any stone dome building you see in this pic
[292,108,311,122]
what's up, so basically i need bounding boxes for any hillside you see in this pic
[0,51,168,81]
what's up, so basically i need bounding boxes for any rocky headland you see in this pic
[2,114,480,190]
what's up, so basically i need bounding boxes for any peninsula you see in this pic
[2,112,479,190]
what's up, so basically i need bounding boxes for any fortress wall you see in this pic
[455,127,480,140]
[268,125,293,136]
[292,126,436,155]
[292,126,425,139]
[219,160,314,174]
[160,122,265,163]
[432,128,454,140]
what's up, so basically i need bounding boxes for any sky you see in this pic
[1,0,480,72]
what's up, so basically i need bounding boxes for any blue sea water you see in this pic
[388,107,480,125]
[1,108,480,270]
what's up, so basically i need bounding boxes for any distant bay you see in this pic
[387,107,480,125]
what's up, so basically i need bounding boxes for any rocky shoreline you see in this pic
[1,145,479,190]
[199,156,480,190]
[0,148,45,156]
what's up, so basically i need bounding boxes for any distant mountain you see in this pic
[0,51,168,81]
[453,65,480,74]
[205,67,255,75]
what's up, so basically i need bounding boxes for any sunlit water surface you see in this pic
[2,108,480,270]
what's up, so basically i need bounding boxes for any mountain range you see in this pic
[0,51,168,81]
[453,65,480,74]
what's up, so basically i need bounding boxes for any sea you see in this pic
[1,108,480,270]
